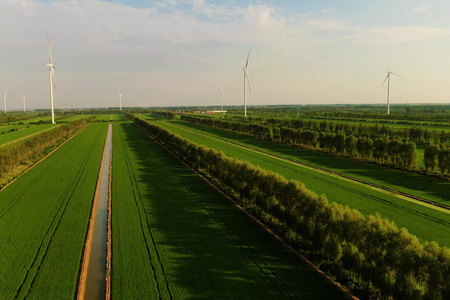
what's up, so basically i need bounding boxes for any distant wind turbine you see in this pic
[23,93,26,112]
[119,90,122,110]
[242,49,251,117]
[381,67,404,115]
[3,91,7,113]
[47,36,56,124]
[220,86,224,110]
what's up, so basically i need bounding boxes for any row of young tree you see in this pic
[227,115,450,146]
[132,115,450,300]
[424,145,450,175]
[0,119,87,186]
[181,115,418,170]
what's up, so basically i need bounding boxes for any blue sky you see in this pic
[1,0,450,109]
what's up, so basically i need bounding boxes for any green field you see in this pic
[153,120,450,247]
[0,124,59,148]
[59,114,93,122]
[167,120,449,204]
[95,113,128,121]
[0,123,108,299]
[9,115,65,124]
[111,122,350,299]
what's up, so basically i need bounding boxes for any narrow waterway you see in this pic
[84,123,112,300]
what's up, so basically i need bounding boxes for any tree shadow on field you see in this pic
[118,122,351,299]
[172,121,450,205]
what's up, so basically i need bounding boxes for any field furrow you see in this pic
[111,122,350,299]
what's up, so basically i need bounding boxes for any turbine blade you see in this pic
[47,36,53,65]
[381,74,389,87]
[245,49,251,68]
[391,72,404,80]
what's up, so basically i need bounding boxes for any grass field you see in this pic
[154,120,450,248]
[59,114,93,122]
[0,124,59,148]
[95,114,128,121]
[9,116,66,124]
[0,123,108,299]
[111,122,350,299]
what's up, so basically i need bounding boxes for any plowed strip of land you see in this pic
[0,123,108,299]
[111,122,351,299]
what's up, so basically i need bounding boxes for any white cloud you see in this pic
[412,5,429,13]
[351,26,449,47]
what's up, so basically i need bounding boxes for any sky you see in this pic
[1,0,450,110]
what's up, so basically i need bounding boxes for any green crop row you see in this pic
[0,122,108,299]
[111,122,349,299]
[133,116,450,299]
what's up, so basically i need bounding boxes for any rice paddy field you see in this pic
[111,122,350,299]
[0,123,108,299]
[153,119,450,248]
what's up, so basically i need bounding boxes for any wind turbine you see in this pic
[220,86,224,110]
[3,91,7,113]
[242,49,251,117]
[47,36,56,124]
[23,93,26,112]
[119,90,122,110]
[381,67,404,115]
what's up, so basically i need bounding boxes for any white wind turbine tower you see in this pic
[242,50,251,117]
[119,90,122,110]
[381,67,404,115]
[220,86,224,110]
[23,93,26,112]
[3,91,7,113]
[47,36,56,124]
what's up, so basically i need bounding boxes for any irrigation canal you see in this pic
[84,123,112,299]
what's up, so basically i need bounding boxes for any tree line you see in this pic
[0,119,87,187]
[424,145,450,175]
[132,114,450,300]
[180,115,418,170]
[226,115,450,146]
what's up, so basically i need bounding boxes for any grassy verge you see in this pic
[111,122,350,299]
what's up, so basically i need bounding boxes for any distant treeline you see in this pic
[0,119,87,186]
[151,111,176,119]
[228,104,450,123]
[129,113,450,300]
[180,115,450,176]
[226,115,450,146]
[181,115,418,170]
[0,113,40,124]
